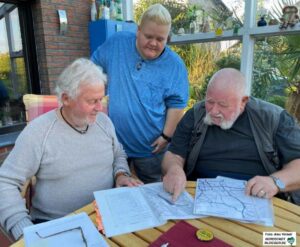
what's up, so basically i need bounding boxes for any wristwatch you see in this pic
[161,132,172,142]
[115,171,131,181]
[270,175,285,192]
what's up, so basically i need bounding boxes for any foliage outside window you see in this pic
[0,4,28,128]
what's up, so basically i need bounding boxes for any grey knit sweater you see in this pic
[0,110,130,240]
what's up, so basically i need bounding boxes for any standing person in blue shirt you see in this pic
[91,4,189,183]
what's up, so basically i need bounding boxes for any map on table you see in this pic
[194,176,274,226]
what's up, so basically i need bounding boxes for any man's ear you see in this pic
[61,93,71,106]
[241,96,249,110]
[167,34,171,44]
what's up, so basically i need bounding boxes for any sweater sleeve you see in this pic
[0,122,45,240]
[100,114,130,177]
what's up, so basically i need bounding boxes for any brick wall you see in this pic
[0,145,13,165]
[31,0,91,94]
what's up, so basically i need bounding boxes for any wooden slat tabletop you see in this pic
[11,181,300,247]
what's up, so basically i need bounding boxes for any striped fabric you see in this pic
[23,94,108,122]
[23,94,59,122]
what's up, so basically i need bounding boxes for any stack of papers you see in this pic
[193,176,274,226]
[24,212,109,247]
[93,182,200,237]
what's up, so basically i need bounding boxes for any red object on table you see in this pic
[149,221,232,247]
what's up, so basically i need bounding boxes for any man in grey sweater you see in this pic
[0,58,142,240]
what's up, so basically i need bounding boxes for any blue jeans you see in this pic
[131,153,164,184]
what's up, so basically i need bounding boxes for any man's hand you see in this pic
[245,175,279,199]
[116,175,143,187]
[163,164,186,202]
[151,136,168,154]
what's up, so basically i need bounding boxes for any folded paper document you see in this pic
[23,212,109,247]
[93,182,200,237]
[194,176,274,226]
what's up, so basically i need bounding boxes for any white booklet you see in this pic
[93,182,200,237]
[193,176,274,226]
[24,212,109,247]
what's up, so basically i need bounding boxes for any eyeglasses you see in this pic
[35,226,88,246]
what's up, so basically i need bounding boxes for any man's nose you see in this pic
[210,104,220,114]
[95,101,103,112]
[149,39,157,47]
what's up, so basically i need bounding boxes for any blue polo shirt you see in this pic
[91,32,189,157]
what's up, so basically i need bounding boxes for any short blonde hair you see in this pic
[139,4,171,28]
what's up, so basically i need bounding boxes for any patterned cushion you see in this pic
[23,94,59,122]
[23,94,108,122]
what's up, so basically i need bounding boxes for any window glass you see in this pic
[9,8,22,53]
[175,0,245,35]
[0,18,11,127]
[0,3,28,128]
[253,35,300,109]
[15,57,28,96]
[0,18,9,53]
[256,0,300,27]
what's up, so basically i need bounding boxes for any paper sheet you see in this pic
[194,176,274,226]
[24,212,109,247]
[94,182,198,237]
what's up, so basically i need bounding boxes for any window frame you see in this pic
[169,0,300,95]
[0,1,39,135]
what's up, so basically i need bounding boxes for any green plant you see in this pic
[268,95,287,108]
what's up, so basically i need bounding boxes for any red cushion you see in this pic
[23,94,58,122]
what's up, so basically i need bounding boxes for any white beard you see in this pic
[204,110,240,130]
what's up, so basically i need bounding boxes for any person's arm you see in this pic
[271,159,300,192]
[162,151,187,201]
[0,123,44,240]
[246,111,300,199]
[246,159,300,199]
[152,53,189,154]
[152,108,184,154]
[104,115,143,187]
[161,109,195,201]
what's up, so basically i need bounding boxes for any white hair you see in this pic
[55,58,106,103]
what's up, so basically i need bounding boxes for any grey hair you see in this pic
[139,4,171,28]
[55,58,107,103]
[207,68,248,97]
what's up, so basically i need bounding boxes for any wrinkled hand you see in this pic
[116,175,143,187]
[245,175,279,199]
[151,136,168,154]
[163,165,186,202]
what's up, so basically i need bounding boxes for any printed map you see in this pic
[194,177,274,226]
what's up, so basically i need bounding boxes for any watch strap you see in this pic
[161,132,172,142]
[270,175,285,191]
[115,171,131,180]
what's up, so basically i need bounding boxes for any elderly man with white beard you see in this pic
[162,68,300,205]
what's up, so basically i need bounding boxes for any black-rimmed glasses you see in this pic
[35,226,88,246]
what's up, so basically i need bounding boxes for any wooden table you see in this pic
[12,181,300,247]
